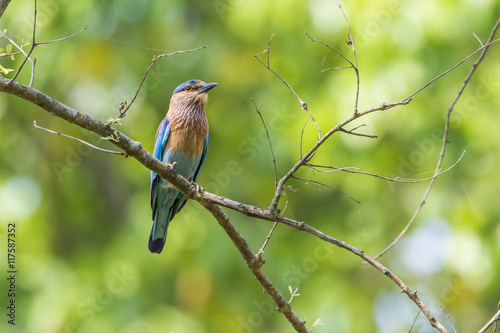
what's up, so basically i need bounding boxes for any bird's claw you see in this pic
[168,161,177,171]
[190,179,204,194]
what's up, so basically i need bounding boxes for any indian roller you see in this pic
[149,79,217,254]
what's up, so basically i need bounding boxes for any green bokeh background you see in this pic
[1,0,499,332]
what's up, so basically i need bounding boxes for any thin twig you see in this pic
[0,51,23,58]
[255,35,307,110]
[292,175,361,204]
[337,3,360,115]
[36,26,87,46]
[304,32,355,70]
[257,200,289,257]
[322,66,352,71]
[478,309,500,333]
[405,38,500,102]
[254,35,321,140]
[5,0,87,86]
[441,306,457,333]
[371,17,500,261]
[252,98,278,190]
[33,121,126,155]
[8,0,37,85]
[113,45,208,122]
[257,222,278,257]
[0,30,34,85]
[307,150,464,184]
[494,300,500,333]
[472,32,484,47]
[339,126,377,138]
[300,117,309,158]
[199,201,311,333]
[407,310,421,333]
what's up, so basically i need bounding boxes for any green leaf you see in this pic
[6,44,12,53]
[0,64,14,75]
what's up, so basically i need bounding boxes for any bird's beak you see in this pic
[199,82,218,93]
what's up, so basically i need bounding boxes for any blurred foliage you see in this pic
[1,0,500,332]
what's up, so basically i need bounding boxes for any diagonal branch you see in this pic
[254,35,321,141]
[252,98,278,190]
[112,45,208,122]
[33,121,126,156]
[478,308,500,333]
[371,16,500,260]
[307,150,464,184]
[0,0,12,19]
[292,175,361,204]
[200,202,310,333]
[2,0,87,87]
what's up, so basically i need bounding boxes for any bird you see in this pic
[149,79,217,254]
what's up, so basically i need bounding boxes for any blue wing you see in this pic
[193,133,209,182]
[150,116,170,213]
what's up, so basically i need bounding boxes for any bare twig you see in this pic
[257,201,289,258]
[254,35,321,140]
[339,126,377,138]
[473,32,484,47]
[307,150,464,184]
[337,4,360,115]
[8,0,37,85]
[478,308,500,333]
[5,0,87,86]
[257,222,278,257]
[304,32,355,71]
[292,175,361,204]
[112,45,208,122]
[0,30,34,84]
[255,35,307,110]
[372,17,500,260]
[252,98,278,190]
[0,0,12,19]
[0,51,23,58]
[300,117,309,158]
[441,306,457,333]
[407,310,421,333]
[33,121,126,156]
[198,201,311,333]
[494,300,500,333]
[36,26,87,46]
[322,66,351,71]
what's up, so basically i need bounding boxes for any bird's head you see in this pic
[170,79,217,110]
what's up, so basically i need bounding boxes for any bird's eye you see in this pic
[184,86,192,91]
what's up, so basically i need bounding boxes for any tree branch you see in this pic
[371,16,500,260]
[1,76,449,332]
[478,308,500,333]
[0,0,12,19]
[0,76,311,332]
[112,45,208,122]
[199,201,310,333]
[33,121,126,156]
[252,98,278,190]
